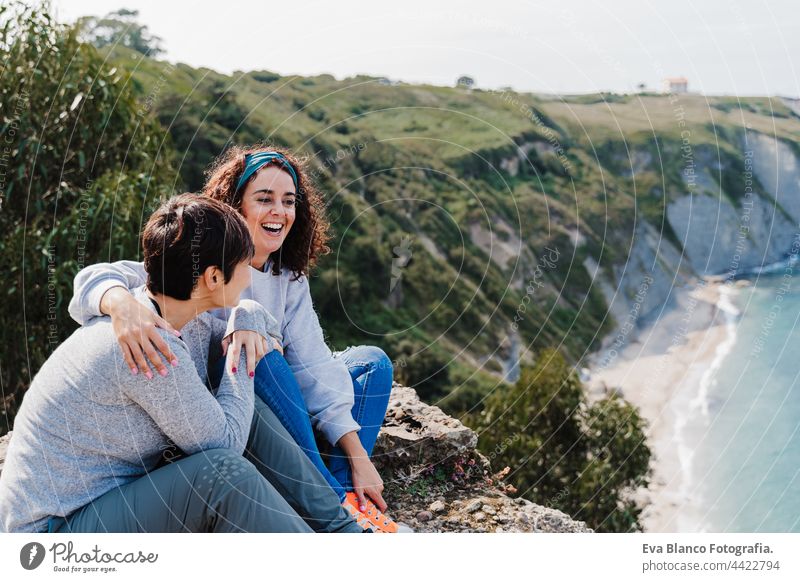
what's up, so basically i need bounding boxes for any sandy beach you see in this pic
[585,280,741,533]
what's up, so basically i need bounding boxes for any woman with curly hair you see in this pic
[68,145,403,533]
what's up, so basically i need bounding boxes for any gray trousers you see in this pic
[48,396,362,533]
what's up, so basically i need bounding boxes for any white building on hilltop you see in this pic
[663,77,688,94]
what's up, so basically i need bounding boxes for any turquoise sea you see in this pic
[694,273,800,532]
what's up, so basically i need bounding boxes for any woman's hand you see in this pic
[222,330,283,376]
[100,286,181,379]
[338,431,387,511]
[350,456,387,512]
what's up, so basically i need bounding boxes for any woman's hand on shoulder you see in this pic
[101,286,181,379]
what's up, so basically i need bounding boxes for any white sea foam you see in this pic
[671,283,741,531]
[692,284,741,420]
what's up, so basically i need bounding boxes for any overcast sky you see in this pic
[51,0,800,97]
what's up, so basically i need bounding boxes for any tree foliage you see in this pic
[475,348,651,532]
[75,8,164,56]
[0,2,175,432]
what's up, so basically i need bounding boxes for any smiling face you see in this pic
[239,165,297,270]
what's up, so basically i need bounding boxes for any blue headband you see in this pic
[236,151,299,195]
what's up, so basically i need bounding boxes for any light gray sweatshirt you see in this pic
[67,259,361,446]
[0,287,275,533]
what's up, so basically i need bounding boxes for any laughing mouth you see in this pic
[261,222,284,234]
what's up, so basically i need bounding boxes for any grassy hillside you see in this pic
[102,46,800,413]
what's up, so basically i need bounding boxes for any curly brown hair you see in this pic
[203,144,332,280]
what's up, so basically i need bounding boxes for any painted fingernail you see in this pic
[173,330,181,337]
[360,505,366,512]
[131,367,138,375]
[232,366,238,373]
[249,371,255,378]
[171,359,179,366]
[159,369,168,377]
[145,371,153,380]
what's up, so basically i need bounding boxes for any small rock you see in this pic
[514,497,527,506]
[465,500,482,513]
[429,500,446,514]
[535,513,564,531]
[482,504,497,515]
[496,515,511,524]
[473,511,486,522]
[416,511,433,522]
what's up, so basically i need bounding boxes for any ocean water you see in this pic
[692,274,800,532]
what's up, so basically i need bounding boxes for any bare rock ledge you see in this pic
[371,384,591,532]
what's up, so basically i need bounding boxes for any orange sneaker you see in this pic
[343,492,399,533]
[341,494,377,532]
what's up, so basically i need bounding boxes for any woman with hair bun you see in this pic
[69,145,403,533]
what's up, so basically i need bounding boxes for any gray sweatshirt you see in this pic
[68,260,361,446]
[0,287,276,533]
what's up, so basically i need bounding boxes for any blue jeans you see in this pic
[250,345,393,502]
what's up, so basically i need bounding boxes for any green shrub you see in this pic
[0,2,175,433]
[475,348,651,532]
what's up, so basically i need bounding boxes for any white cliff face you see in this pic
[589,132,800,354]
[587,220,692,334]
[665,132,800,276]
[667,192,795,276]
[468,218,523,272]
[748,132,800,224]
